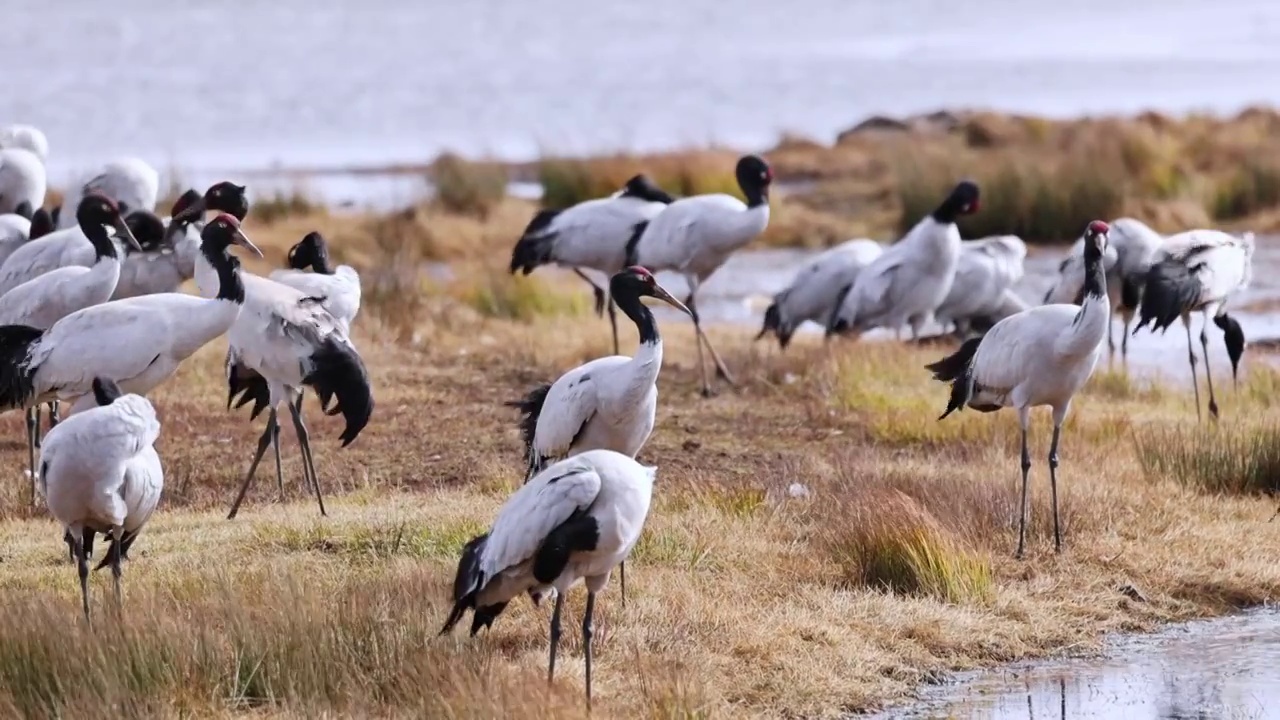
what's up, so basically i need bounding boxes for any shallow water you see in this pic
[868,608,1280,720]
[636,240,1280,382]
[7,1,1280,183]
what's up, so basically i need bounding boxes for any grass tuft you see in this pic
[431,152,509,218]
[1134,422,1280,496]
[822,490,993,603]
[459,270,591,321]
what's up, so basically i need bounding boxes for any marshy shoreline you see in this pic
[2,108,1279,718]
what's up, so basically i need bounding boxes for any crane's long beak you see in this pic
[232,227,264,258]
[648,283,692,316]
[113,214,143,252]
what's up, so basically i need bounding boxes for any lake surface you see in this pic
[5,1,1280,186]
[870,608,1280,719]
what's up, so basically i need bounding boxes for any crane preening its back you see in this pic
[440,449,657,709]
[927,220,1112,559]
[38,377,163,622]
[933,234,1027,338]
[510,174,674,354]
[1132,229,1253,420]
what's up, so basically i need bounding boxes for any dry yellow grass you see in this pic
[1,266,1278,718]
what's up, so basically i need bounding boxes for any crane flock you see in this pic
[0,125,1260,709]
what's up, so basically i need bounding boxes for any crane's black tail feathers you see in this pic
[756,301,782,344]
[505,383,551,481]
[303,338,374,447]
[0,325,44,411]
[925,336,983,420]
[509,210,561,275]
[440,534,511,637]
[227,360,271,420]
[93,530,139,571]
[1216,313,1246,380]
[1133,257,1201,335]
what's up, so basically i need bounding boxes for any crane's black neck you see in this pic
[611,277,661,346]
[85,224,120,262]
[201,242,246,304]
[310,255,334,274]
[1081,240,1107,302]
[742,183,768,209]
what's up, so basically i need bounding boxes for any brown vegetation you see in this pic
[1,216,1278,716]
[7,109,1279,717]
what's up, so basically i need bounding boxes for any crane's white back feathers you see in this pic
[57,158,160,229]
[635,195,770,279]
[268,265,362,334]
[0,148,46,216]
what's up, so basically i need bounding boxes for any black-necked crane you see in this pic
[0,146,45,217]
[934,234,1027,338]
[757,238,884,349]
[510,174,674,354]
[165,180,251,241]
[0,214,260,500]
[199,230,374,520]
[507,266,689,604]
[269,231,362,335]
[55,157,161,229]
[926,220,1112,559]
[630,155,772,396]
[37,377,163,622]
[827,180,980,341]
[1044,217,1163,366]
[1132,228,1253,420]
[440,449,656,710]
[0,193,143,486]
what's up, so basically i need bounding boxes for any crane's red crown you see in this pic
[1087,220,1109,236]
[626,265,655,281]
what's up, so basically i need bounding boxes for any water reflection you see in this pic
[876,609,1280,719]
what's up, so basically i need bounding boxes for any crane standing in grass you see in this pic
[507,265,690,604]
[440,449,656,710]
[757,238,884,349]
[510,175,674,354]
[933,234,1026,338]
[926,220,1112,559]
[1132,228,1253,420]
[631,155,773,396]
[827,181,981,341]
[38,377,163,622]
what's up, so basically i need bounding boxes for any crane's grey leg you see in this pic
[26,407,38,504]
[227,409,279,520]
[1200,323,1220,420]
[686,289,715,397]
[607,298,619,356]
[48,400,60,429]
[618,561,626,608]
[574,268,608,318]
[32,404,41,449]
[685,278,735,393]
[1048,420,1064,553]
[109,525,124,607]
[547,591,565,685]
[1184,316,1202,421]
[271,416,284,501]
[1119,308,1132,369]
[1015,407,1032,560]
[74,529,90,623]
[287,399,326,517]
[582,590,597,710]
